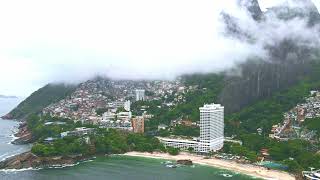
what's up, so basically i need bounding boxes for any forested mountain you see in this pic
[4,84,76,120]
[225,60,320,135]
[219,0,320,113]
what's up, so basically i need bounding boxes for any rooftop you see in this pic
[200,103,224,110]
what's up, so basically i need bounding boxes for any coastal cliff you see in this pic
[0,151,90,170]
[11,122,33,145]
[1,114,14,120]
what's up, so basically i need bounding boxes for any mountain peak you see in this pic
[238,0,263,21]
[265,0,320,26]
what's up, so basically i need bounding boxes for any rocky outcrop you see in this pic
[177,159,193,165]
[218,0,320,114]
[0,152,90,170]
[1,114,14,120]
[265,0,320,27]
[11,122,33,145]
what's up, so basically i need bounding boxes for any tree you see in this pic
[167,147,180,155]
[96,108,108,116]
[173,125,200,137]
[284,160,303,173]
[187,147,194,153]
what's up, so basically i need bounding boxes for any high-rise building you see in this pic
[198,104,224,153]
[158,103,224,153]
[135,89,145,101]
[124,100,131,111]
[132,116,145,133]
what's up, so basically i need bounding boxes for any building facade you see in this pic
[124,100,131,111]
[132,116,145,133]
[135,89,145,101]
[158,103,224,153]
[61,127,95,138]
[159,137,198,151]
[198,104,224,152]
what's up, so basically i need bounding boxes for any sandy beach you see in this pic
[124,152,295,180]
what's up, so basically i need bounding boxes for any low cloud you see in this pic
[0,0,319,96]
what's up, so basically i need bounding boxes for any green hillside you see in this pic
[226,61,320,135]
[7,84,76,120]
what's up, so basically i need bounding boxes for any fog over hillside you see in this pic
[0,0,319,96]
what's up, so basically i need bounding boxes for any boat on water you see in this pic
[162,161,173,165]
[221,173,233,178]
[165,164,177,168]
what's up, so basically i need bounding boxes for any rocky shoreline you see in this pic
[1,114,14,120]
[11,122,33,145]
[0,151,194,171]
[0,151,92,170]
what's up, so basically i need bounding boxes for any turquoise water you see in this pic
[0,98,257,180]
[259,161,288,171]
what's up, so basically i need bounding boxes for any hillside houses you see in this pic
[269,90,320,142]
[42,78,191,133]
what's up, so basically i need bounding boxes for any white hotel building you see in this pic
[158,103,224,153]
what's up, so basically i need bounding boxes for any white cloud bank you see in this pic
[0,0,319,96]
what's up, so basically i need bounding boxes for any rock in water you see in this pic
[0,151,90,170]
[177,160,193,165]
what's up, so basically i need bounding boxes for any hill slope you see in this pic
[4,84,76,120]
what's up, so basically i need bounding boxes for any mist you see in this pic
[0,0,319,96]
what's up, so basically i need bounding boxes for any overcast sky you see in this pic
[0,0,319,97]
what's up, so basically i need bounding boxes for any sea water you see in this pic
[0,156,258,180]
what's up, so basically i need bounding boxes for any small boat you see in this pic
[162,161,173,165]
[165,164,177,168]
[221,174,233,178]
[303,171,320,180]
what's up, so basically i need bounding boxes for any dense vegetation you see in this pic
[28,115,168,157]
[172,125,200,137]
[8,84,76,119]
[31,128,167,157]
[26,114,89,141]
[303,117,320,136]
[226,61,320,136]
[223,142,258,162]
[32,136,91,157]
[178,73,225,121]
[222,62,320,173]
[167,147,180,155]
[225,80,317,135]
[224,134,320,173]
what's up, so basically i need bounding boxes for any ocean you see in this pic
[0,98,256,180]
[0,97,31,162]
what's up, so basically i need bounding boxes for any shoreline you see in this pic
[0,150,296,180]
[0,119,296,179]
[0,151,94,170]
[124,151,296,180]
